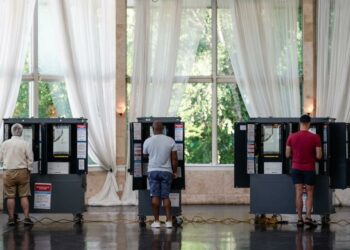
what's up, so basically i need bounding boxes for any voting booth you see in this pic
[234,117,350,222]
[2,118,88,223]
[129,117,185,226]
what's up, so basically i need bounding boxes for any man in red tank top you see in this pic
[286,115,322,227]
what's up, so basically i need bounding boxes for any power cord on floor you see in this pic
[7,215,350,226]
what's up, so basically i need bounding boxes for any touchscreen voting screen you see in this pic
[262,124,281,154]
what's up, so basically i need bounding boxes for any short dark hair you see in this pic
[300,114,311,123]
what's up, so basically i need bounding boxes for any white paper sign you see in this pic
[79,159,85,170]
[263,162,282,174]
[169,193,180,207]
[77,125,87,141]
[47,162,69,174]
[77,142,87,159]
[174,124,183,141]
[22,127,33,148]
[32,161,39,174]
[133,123,142,140]
[176,143,183,160]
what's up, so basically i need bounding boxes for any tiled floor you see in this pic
[1,205,350,249]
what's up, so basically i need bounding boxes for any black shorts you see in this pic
[291,169,316,186]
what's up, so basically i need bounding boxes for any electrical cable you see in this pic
[8,215,350,226]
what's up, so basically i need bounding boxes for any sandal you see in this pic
[297,219,304,227]
[305,217,317,227]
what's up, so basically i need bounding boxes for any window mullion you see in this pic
[29,1,39,118]
[211,0,218,165]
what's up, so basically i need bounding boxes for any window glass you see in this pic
[217,83,249,164]
[22,37,33,74]
[13,82,30,118]
[38,0,62,75]
[38,81,72,118]
[190,8,212,76]
[217,9,234,75]
[174,83,212,164]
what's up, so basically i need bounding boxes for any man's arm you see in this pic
[171,151,178,177]
[316,147,322,160]
[285,145,292,158]
[25,143,34,171]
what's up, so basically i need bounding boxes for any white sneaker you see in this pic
[165,221,173,228]
[151,221,161,228]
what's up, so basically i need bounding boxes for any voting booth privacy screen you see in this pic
[129,117,185,190]
[234,117,350,189]
[3,118,87,214]
[234,117,350,215]
[129,117,185,224]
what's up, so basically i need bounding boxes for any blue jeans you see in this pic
[148,171,173,198]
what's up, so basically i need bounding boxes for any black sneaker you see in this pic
[23,218,34,225]
[7,218,16,226]
[305,217,317,227]
[297,219,304,227]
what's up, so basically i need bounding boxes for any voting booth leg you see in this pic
[138,189,182,227]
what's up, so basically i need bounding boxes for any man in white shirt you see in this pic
[143,121,178,228]
[0,123,34,225]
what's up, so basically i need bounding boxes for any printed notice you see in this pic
[22,127,33,148]
[79,159,85,170]
[134,143,142,161]
[240,125,246,131]
[47,162,69,174]
[77,125,87,141]
[169,193,180,207]
[174,124,184,141]
[133,123,142,140]
[32,161,39,174]
[4,124,9,140]
[77,142,87,158]
[176,143,183,160]
[134,161,142,177]
[34,183,52,209]
[247,124,255,142]
[247,160,255,174]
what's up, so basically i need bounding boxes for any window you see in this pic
[126,1,249,165]
[127,1,302,165]
[13,0,71,119]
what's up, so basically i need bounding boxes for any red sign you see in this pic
[34,183,52,192]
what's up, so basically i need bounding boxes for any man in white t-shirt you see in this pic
[143,121,178,228]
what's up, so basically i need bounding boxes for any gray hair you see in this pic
[11,123,23,136]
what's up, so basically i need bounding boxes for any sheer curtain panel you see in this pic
[316,0,350,121]
[218,0,301,117]
[0,0,36,142]
[51,0,121,205]
[316,0,350,206]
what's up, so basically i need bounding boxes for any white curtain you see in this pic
[316,0,350,121]
[218,0,301,117]
[0,0,36,142]
[316,0,350,206]
[51,0,121,205]
[121,0,208,204]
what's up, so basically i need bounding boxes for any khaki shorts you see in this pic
[4,169,31,198]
